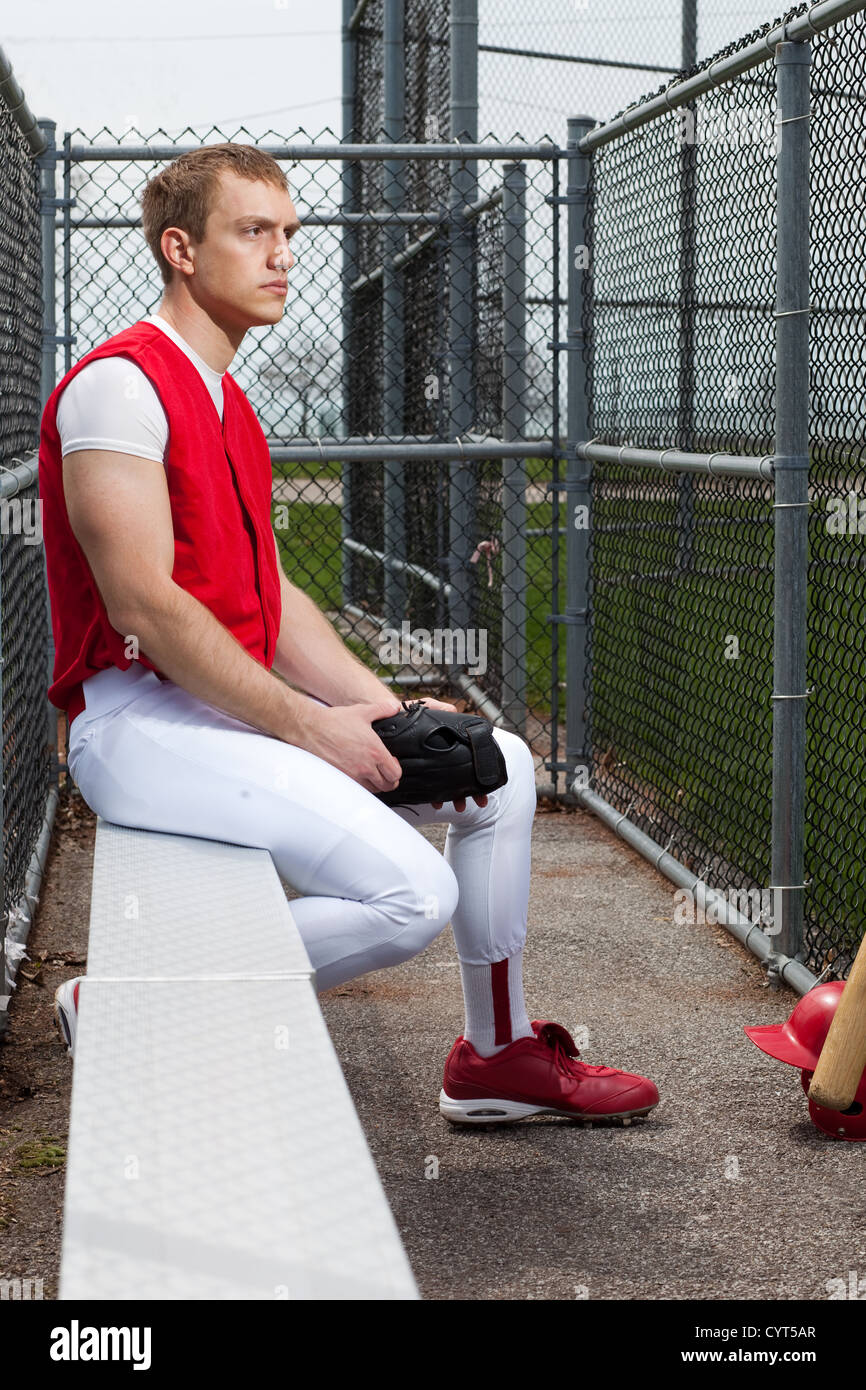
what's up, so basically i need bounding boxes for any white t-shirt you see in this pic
[55,314,225,465]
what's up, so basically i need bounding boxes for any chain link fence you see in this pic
[479,0,680,136]
[355,0,796,145]
[474,1,804,141]
[583,0,866,977]
[0,48,54,1034]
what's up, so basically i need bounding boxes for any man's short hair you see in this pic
[140,143,291,287]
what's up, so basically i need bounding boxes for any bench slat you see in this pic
[85,821,314,980]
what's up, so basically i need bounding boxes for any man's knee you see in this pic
[418,859,460,937]
[381,858,459,964]
[494,726,536,784]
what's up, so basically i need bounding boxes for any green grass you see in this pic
[271,455,555,485]
[15,1137,66,1171]
[274,500,343,611]
[272,459,343,483]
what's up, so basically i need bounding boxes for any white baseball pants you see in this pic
[67,665,537,992]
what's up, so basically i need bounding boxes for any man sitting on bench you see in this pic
[39,141,659,1127]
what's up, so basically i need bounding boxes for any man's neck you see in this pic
[154,296,242,375]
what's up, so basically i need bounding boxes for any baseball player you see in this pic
[40,142,659,1125]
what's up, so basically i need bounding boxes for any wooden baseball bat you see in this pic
[808,930,866,1111]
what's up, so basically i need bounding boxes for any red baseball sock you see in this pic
[459,950,534,1057]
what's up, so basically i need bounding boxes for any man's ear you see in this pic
[161,226,194,278]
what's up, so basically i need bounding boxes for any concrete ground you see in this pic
[2,786,863,1301]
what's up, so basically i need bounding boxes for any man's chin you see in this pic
[235,303,285,329]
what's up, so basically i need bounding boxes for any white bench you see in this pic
[58,817,419,1300]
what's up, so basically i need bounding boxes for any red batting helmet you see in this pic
[798,1067,866,1142]
[744,981,866,1142]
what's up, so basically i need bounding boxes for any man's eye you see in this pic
[245,227,261,236]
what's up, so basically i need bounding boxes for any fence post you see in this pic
[769,38,810,970]
[62,130,73,377]
[501,160,527,735]
[383,0,407,628]
[37,119,57,414]
[564,116,595,792]
[446,0,478,653]
[681,0,697,66]
[37,117,59,794]
[676,0,698,572]
[340,0,359,609]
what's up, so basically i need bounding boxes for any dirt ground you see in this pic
[0,786,92,1300]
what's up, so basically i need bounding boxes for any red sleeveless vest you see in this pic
[38,321,282,723]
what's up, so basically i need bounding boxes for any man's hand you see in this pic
[431,793,489,813]
[300,697,404,795]
[414,697,490,814]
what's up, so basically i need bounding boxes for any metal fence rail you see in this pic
[0,47,56,1035]
[574,0,866,982]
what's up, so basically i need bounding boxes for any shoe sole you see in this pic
[439,1088,657,1126]
[53,991,75,1057]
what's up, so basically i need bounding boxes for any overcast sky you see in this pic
[6,1,783,145]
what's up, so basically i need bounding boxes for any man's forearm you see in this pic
[272,581,395,706]
[117,580,317,745]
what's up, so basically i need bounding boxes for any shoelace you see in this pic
[536,1022,622,1078]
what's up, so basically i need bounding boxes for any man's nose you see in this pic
[273,242,294,270]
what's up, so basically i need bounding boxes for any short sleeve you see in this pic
[56,357,169,464]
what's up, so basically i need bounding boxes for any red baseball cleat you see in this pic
[439,1019,660,1125]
